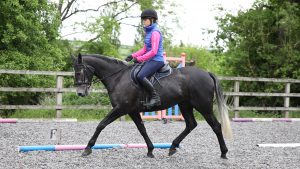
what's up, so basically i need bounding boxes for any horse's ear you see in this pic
[78,53,82,64]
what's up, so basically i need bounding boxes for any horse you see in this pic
[72,53,232,159]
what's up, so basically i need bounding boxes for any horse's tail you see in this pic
[209,72,233,139]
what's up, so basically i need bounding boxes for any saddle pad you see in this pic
[130,63,172,86]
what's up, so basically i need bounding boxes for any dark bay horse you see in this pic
[72,53,232,159]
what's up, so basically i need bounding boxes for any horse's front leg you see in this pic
[128,113,154,158]
[82,106,123,157]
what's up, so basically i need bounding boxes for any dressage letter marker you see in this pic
[18,143,173,152]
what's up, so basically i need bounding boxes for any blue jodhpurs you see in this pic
[136,60,164,83]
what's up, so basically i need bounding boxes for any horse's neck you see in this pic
[84,56,127,92]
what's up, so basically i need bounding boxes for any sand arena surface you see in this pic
[1,121,299,169]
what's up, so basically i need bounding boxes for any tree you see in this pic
[132,0,179,52]
[57,0,138,22]
[167,45,220,73]
[214,0,300,109]
[80,16,121,57]
[56,0,140,55]
[0,0,65,70]
[0,0,66,115]
[56,0,178,58]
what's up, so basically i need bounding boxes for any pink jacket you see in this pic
[132,31,161,62]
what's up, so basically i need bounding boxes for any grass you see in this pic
[9,109,111,121]
[287,111,300,118]
[237,111,283,118]
[3,91,300,120]
[7,108,300,121]
[9,109,56,118]
[3,91,112,120]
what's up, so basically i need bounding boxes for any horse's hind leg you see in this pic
[193,102,228,159]
[128,113,154,158]
[169,102,197,156]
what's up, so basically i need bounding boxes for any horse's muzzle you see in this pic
[76,85,89,97]
[77,92,86,97]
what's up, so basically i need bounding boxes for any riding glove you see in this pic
[125,55,133,62]
[132,58,139,63]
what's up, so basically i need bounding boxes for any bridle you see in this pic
[74,64,94,87]
[74,63,130,86]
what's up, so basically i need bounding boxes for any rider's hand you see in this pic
[132,58,139,63]
[125,55,133,62]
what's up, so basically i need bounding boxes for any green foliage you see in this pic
[10,109,111,120]
[167,45,221,73]
[63,92,111,106]
[215,0,300,78]
[0,0,65,69]
[132,0,178,53]
[10,109,56,118]
[214,0,300,109]
[0,0,67,116]
[119,45,133,56]
[10,92,111,119]
[80,16,121,58]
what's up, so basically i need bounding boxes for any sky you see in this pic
[60,0,255,47]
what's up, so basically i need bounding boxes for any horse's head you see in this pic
[72,53,94,97]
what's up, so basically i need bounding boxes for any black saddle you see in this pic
[130,62,172,86]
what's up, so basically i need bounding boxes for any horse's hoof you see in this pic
[82,149,92,157]
[147,152,155,158]
[168,148,177,156]
[221,154,228,159]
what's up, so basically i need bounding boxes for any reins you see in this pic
[84,64,131,85]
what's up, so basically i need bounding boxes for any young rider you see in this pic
[125,9,164,108]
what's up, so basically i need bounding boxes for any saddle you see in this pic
[130,62,172,86]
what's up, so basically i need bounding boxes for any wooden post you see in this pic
[284,83,290,118]
[234,81,240,118]
[180,52,186,67]
[56,76,63,118]
[163,52,167,63]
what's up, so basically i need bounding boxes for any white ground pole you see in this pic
[257,143,300,147]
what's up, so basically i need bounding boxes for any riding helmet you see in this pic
[141,9,158,20]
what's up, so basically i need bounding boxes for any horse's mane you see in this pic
[82,54,130,67]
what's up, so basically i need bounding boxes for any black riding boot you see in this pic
[141,77,161,108]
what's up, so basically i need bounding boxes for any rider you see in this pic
[125,9,164,108]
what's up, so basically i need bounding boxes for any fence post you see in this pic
[234,81,240,118]
[56,75,63,118]
[284,83,290,118]
[180,53,186,67]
